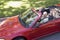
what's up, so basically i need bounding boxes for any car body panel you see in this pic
[56,4,60,6]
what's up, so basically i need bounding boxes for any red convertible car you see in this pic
[0,5,60,40]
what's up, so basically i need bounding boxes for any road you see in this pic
[37,32,60,40]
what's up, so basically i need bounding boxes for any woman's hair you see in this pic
[41,8,50,14]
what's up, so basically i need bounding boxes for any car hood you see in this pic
[0,15,25,37]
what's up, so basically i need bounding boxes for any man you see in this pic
[50,8,60,18]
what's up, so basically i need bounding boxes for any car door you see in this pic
[54,18,60,31]
[30,19,58,39]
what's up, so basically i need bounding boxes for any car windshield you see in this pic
[19,9,38,27]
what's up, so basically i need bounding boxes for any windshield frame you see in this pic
[18,9,41,28]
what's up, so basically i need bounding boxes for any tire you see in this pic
[12,36,27,40]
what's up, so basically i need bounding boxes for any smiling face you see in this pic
[43,11,48,18]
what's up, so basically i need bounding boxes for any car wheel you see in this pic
[12,36,27,40]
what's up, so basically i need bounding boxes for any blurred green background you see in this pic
[0,0,60,18]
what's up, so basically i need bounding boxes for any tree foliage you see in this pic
[0,0,60,18]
